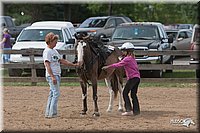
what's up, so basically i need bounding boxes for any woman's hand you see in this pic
[51,75,57,85]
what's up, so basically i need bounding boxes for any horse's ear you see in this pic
[82,32,88,37]
[74,33,79,40]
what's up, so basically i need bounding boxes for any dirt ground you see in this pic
[2,85,198,132]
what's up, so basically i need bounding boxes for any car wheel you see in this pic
[8,68,22,77]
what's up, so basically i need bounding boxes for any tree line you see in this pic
[2,2,199,26]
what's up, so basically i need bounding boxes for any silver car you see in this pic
[75,16,132,40]
[166,29,192,50]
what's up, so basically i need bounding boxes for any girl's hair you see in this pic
[45,32,59,45]
[123,51,135,57]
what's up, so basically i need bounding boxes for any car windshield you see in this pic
[79,18,108,28]
[112,25,160,41]
[18,29,64,42]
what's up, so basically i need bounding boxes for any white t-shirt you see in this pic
[43,47,61,77]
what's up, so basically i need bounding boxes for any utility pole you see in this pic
[108,2,112,16]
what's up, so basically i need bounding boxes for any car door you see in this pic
[176,31,190,50]
[103,18,116,38]
[185,31,192,50]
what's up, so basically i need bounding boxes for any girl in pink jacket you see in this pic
[102,42,140,116]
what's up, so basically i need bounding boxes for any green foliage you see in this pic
[2,2,198,25]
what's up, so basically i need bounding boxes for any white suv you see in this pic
[9,21,76,77]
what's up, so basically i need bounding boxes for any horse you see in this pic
[75,33,124,117]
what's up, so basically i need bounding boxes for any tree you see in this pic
[2,2,199,25]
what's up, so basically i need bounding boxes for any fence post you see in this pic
[29,48,37,86]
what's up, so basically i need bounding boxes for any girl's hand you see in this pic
[102,66,109,70]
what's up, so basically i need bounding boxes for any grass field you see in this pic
[1,68,197,88]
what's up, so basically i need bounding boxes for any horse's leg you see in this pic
[80,81,87,115]
[118,77,124,112]
[91,78,100,117]
[105,78,114,112]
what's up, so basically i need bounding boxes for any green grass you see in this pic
[2,80,197,88]
[1,68,198,88]
[163,70,196,78]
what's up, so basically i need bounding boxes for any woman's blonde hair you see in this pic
[3,28,9,33]
[45,32,59,45]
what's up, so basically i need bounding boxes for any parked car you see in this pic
[176,24,193,30]
[75,16,132,40]
[190,24,200,78]
[103,22,173,78]
[166,29,192,51]
[9,21,76,77]
[0,16,29,38]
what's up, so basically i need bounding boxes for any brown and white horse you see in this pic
[75,33,124,116]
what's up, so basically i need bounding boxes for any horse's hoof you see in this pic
[106,109,112,113]
[118,109,123,112]
[80,111,87,115]
[93,112,100,117]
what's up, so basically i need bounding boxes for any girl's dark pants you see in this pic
[123,77,140,115]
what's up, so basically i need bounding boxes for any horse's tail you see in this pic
[111,67,125,99]
[110,72,118,99]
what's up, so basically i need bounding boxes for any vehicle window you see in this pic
[178,24,192,29]
[166,32,177,40]
[18,29,64,42]
[6,18,14,27]
[69,27,76,36]
[123,17,132,22]
[63,29,71,41]
[116,18,124,26]
[79,18,108,28]
[106,18,116,28]
[178,32,187,38]
[186,31,192,38]
[158,26,166,39]
[112,25,159,40]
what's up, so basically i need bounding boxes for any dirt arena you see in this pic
[3,85,198,132]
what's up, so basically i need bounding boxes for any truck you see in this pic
[9,21,76,77]
[0,16,28,38]
[103,22,174,77]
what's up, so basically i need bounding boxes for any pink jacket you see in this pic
[108,56,140,80]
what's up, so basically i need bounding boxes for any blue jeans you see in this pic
[2,48,11,63]
[45,75,61,117]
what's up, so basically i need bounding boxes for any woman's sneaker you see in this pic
[121,111,133,116]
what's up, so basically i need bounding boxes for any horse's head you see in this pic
[75,32,91,66]
[76,40,86,66]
